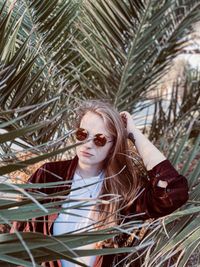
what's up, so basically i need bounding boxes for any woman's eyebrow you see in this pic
[95,132,112,139]
[80,126,111,138]
[87,131,111,138]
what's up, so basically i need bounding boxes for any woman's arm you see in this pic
[120,111,166,170]
[120,111,189,218]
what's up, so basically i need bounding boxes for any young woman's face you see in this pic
[76,111,114,170]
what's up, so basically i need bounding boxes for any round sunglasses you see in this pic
[75,128,113,147]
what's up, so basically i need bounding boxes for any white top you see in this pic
[53,171,104,267]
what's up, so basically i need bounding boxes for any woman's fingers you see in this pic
[120,112,127,128]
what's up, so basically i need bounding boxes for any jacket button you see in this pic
[155,173,160,177]
[166,188,171,192]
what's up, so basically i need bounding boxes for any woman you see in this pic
[11,100,189,267]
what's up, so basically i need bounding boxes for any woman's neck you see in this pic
[76,163,103,178]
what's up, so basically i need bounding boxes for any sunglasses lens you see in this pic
[94,134,107,146]
[75,129,111,147]
[75,128,88,141]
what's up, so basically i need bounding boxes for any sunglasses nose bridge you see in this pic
[83,136,95,147]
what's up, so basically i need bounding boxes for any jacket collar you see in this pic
[66,155,79,181]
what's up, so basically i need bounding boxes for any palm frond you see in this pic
[75,0,200,111]
[0,0,81,147]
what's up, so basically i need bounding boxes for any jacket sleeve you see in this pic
[134,159,189,219]
[10,163,48,233]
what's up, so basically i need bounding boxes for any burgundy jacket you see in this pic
[11,156,189,267]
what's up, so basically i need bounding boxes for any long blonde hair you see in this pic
[74,100,144,238]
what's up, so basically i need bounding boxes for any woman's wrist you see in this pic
[127,124,142,143]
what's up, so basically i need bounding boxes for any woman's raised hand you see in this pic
[120,111,136,134]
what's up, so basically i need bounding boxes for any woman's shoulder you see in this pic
[29,156,78,183]
[42,159,71,170]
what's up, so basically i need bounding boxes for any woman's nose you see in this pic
[83,138,94,148]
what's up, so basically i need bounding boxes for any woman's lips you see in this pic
[80,151,93,157]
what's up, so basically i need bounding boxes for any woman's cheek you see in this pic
[75,145,81,156]
[97,147,110,161]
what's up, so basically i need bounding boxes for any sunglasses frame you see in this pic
[75,127,113,147]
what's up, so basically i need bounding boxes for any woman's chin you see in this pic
[78,155,94,163]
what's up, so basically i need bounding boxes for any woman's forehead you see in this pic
[80,111,110,135]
